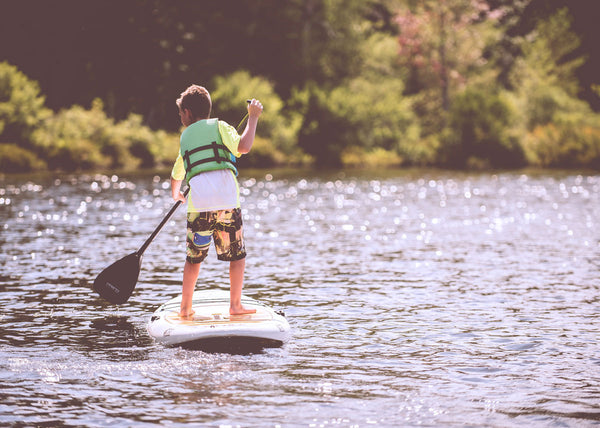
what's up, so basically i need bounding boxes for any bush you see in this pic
[297,77,420,167]
[32,99,179,171]
[440,89,525,168]
[0,62,51,147]
[522,122,600,169]
[513,77,600,169]
[295,85,348,167]
[237,136,286,168]
[522,83,595,131]
[111,113,179,168]
[33,99,114,171]
[341,146,404,168]
[0,143,47,173]
[211,71,301,158]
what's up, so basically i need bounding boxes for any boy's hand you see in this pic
[174,191,186,204]
[247,98,263,119]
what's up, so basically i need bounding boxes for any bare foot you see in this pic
[230,306,256,316]
[179,310,195,319]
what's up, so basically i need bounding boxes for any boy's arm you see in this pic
[171,177,185,202]
[170,154,186,203]
[238,99,263,154]
[171,177,186,203]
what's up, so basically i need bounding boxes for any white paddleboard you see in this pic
[147,290,290,351]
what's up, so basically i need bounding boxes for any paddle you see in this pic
[93,187,189,304]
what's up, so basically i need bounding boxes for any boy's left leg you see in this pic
[180,211,212,318]
[229,258,256,315]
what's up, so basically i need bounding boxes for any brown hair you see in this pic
[176,85,212,119]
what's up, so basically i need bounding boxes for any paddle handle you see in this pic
[137,187,189,256]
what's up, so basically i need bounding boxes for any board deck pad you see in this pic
[147,290,290,353]
[165,306,273,325]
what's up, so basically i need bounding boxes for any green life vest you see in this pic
[180,118,238,183]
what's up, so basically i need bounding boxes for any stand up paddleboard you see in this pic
[147,290,290,352]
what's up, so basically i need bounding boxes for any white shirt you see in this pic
[187,169,240,212]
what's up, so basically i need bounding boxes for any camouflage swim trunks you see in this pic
[186,208,246,264]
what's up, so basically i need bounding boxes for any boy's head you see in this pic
[176,85,211,125]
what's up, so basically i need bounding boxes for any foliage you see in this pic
[295,84,347,167]
[0,62,51,146]
[297,73,421,167]
[395,0,504,121]
[440,88,525,168]
[211,70,309,167]
[515,8,584,97]
[31,99,178,172]
[507,7,600,169]
[237,136,288,168]
[522,121,600,169]
[509,8,589,128]
[341,147,404,168]
[1,2,599,172]
[211,71,297,152]
[0,144,46,173]
[112,113,179,169]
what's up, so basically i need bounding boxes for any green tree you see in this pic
[511,7,584,102]
[0,62,51,146]
[509,8,600,168]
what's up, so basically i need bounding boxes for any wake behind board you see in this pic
[147,290,290,352]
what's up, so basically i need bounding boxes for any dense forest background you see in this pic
[1,0,599,172]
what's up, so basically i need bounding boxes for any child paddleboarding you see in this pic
[170,84,263,318]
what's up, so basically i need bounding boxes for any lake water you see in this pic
[1,168,599,427]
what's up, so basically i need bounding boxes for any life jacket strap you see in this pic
[183,141,233,173]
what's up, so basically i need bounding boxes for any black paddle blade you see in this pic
[93,252,142,304]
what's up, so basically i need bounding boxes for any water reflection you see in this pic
[0,169,599,426]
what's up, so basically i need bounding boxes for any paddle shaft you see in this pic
[137,187,189,256]
[235,99,255,132]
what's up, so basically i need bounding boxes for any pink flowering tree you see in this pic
[396,0,505,126]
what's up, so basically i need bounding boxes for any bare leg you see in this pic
[229,258,256,315]
[180,260,200,318]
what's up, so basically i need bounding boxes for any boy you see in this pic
[170,84,263,317]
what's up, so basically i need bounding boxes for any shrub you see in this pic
[237,136,287,168]
[296,85,348,167]
[0,143,47,173]
[0,62,51,147]
[297,77,420,167]
[341,146,403,168]
[440,89,525,168]
[211,71,301,158]
[112,113,179,168]
[514,77,600,169]
[32,99,179,171]
[32,99,113,170]
[522,122,600,169]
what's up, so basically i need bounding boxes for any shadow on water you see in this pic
[174,337,284,355]
[0,271,153,361]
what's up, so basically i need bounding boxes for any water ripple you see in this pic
[1,169,599,427]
